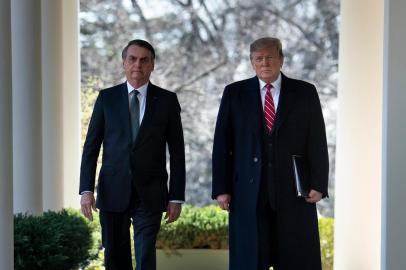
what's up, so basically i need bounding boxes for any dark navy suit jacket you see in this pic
[80,82,185,213]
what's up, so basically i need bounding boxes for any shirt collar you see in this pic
[258,72,282,92]
[126,81,148,97]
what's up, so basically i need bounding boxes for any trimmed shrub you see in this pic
[157,205,334,269]
[14,208,100,270]
[23,206,333,269]
[157,205,228,250]
[319,217,334,270]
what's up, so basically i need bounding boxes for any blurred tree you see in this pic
[80,0,338,216]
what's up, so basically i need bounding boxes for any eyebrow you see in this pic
[127,55,150,60]
[128,55,145,58]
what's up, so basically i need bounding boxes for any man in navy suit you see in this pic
[80,39,185,270]
[212,37,329,270]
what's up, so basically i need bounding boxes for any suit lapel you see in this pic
[117,83,133,144]
[133,82,158,147]
[241,77,263,134]
[273,73,296,132]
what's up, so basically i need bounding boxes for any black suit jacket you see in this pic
[80,82,185,213]
[212,73,328,269]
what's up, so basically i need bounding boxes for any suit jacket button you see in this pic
[249,178,254,183]
[253,157,258,163]
[129,169,132,175]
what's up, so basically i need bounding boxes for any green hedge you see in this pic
[14,206,334,270]
[319,217,334,270]
[157,205,334,268]
[14,208,101,270]
[157,205,228,249]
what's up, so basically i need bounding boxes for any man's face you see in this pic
[123,45,154,85]
[250,46,283,83]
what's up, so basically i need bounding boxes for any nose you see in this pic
[261,59,270,66]
[134,59,142,67]
[257,57,270,65]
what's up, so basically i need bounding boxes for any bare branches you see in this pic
[171,0,192,7]
[80,0,339,209]
[131,0,152,41]
[199,0,219,32]
[172,55,228,92]
[265,7,325,51]
[286,0,303,10]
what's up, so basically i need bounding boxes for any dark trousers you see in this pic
[257,197,279,270]
[99,192,162,270]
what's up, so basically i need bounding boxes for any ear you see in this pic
[250,58,255,69]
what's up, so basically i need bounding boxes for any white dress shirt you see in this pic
[127,81,148,124]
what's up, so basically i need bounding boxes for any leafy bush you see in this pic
[86,205,228,268]
[157,205,334,269]
[14,208,101,270]
[157,205,228,249]
[157,205,228,250]
[23,206,333,270]
[319,217,334,270]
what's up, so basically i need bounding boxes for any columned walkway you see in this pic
[335,0,406,269]
[12,0,43,215]
[0,0,13,268]
[0,1,80,268]
[10,0,81,214]
[1,0,405,269]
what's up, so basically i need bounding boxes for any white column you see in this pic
[41,0,64,211]
[382,0,406,269]
[12,0,43,214]
[0,0,14,268]
[334,0,384,269]
[62,0,81,209]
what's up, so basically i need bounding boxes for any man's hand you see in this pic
[164,202,182,224]
[80,192,97,221]
[305,189,322,203]
[217,194,231,212]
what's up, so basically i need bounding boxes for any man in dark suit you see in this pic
[212,37,329,270]
[80,39,185,270]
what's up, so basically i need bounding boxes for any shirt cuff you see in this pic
[80,191,93,195]
[169,200,184,204]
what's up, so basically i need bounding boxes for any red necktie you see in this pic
[264,84,276,133]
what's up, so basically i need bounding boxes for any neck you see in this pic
[127,79,149,89]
